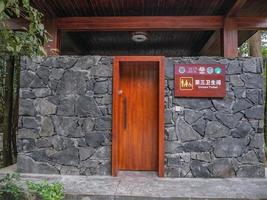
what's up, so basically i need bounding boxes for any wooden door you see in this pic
[112,56,165,177]
[118,61,159,170]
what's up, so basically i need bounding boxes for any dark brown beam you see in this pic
[3,18,28,30]
[56,16,224,31]
[223,18,238,58]
[235,17,267,30]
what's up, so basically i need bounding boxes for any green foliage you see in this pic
[0,0,48,56]
[0,173,25,200]
[27,181,64,200]
[0,173,64,200]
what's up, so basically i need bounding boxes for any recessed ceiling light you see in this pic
[131,32,148,42]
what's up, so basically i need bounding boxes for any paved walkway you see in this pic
[0,166,267,199]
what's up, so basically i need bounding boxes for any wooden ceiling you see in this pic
[61,31,213,56]
[31,0,267,56]
[32,0,235,17]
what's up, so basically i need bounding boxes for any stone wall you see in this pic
[18,56,112,175]
[165,57,265,178]
[17,56,265,177]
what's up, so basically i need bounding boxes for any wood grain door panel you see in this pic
[112,56,165,177]
[118,62,159,171]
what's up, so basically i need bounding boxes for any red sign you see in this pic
[174,64,226,97]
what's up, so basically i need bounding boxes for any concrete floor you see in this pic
[0,166,267,199]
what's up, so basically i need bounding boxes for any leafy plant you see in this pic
[27,181,64,200]
[0,173,26,200]
[0,0,49,56]
[0,173,64,200]
[0,0,49,167]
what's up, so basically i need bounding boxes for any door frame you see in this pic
[112,56,165,177]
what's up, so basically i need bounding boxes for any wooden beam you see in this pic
[44,19,60,55]
[56,16,224,31]
[199,0,247,56]
[3,18,28,30]
[199,30,221,56]
[235,17,267,30]
[223,18,238,58]
[226,0,248,17]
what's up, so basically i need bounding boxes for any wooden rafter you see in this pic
[199,30,221,56]
[226,0,248,17]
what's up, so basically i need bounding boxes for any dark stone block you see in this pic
[231,120,253,138]
[20,71,35,88]
[176,118,201,142]
[216,112,243,129]
[191,160,212,178]
[205,121,230,139]
[19,99,36,116]
[58,56,77,69]
[95,117,112,130]
[236,164,265,177]
[22,117,39,129]
[57,96,76,116]
[184,110,203,124]
[245,106,264,119]
[214,137,246,158]
[183,140,212,152]
[50,148,79,166]
[75,96,102,117]
[36,66,50,84]
[241,73,263,89]
[94,81,108,94]
[85,132,105,148]
[212,158,235,177]
[226,61,241,75]
[232,99,253,113]
[192,118,206,136]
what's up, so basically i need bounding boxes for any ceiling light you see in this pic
[131,32,148,42]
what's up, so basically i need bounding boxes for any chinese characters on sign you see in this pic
[174,64,226,97]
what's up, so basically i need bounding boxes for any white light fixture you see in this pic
[131,32,148,42]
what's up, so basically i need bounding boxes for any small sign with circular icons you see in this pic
[174,63,226,98]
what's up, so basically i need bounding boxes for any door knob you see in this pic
[118,90,123,95]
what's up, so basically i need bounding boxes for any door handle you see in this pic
[123,97,127,129]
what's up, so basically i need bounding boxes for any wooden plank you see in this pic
[235,17,267,30]
[56,16,224,31]
[223,18,238,58]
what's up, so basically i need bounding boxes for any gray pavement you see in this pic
[0,166,267,199]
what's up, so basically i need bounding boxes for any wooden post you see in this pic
[44,19,60,55]
[223,18,238,58]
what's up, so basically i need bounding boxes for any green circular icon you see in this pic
[215,67,222,74]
